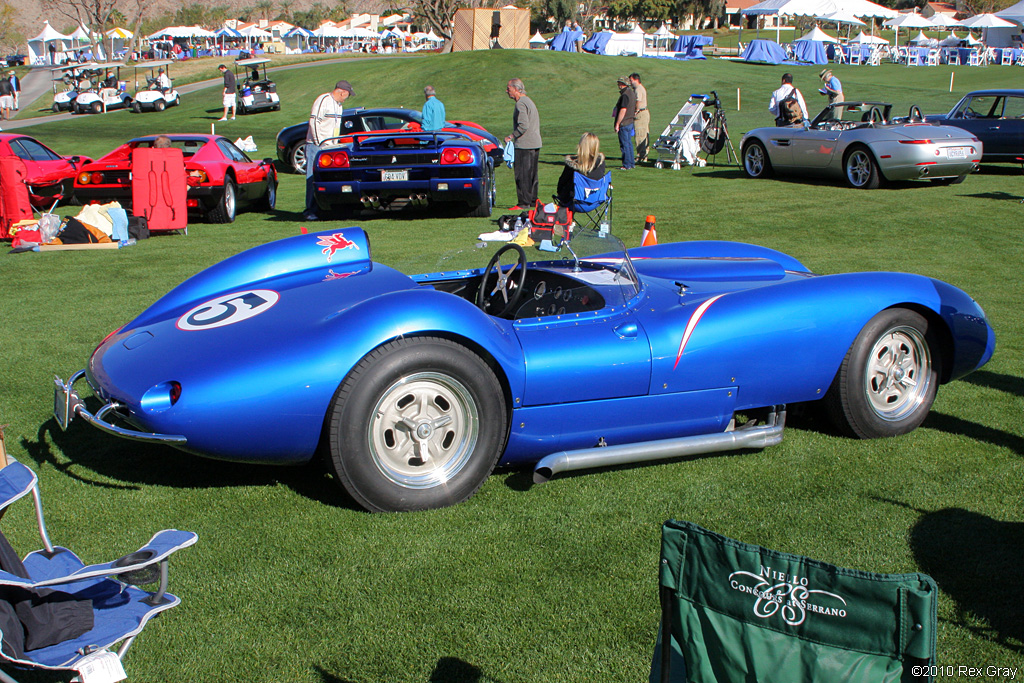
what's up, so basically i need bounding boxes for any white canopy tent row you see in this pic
[28,21,74,65]
[742,0,897,42]
[883,11,935,47]
[795,25,839,42]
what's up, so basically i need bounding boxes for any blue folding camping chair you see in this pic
[570,171,612,231]
[0,457,196,683]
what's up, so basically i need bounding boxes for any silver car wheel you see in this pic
[367,371,480,489]
[846,150,873,187]
[290,144,306,174]
[864,325,933,422]
[743,141,769,178]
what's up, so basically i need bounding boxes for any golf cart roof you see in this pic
[52,62,100,73]
[102,62,127,69]
[135,60,173,70]
[235,57,271,67]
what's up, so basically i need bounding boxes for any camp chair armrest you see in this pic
[24,529,197,589]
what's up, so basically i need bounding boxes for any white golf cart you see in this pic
[234,57,280,115]
[73,63,131,114]
[131,60,180,113]
[51,63,101,112]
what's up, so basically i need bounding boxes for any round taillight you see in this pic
[332,152,349,167]
[441,149,457,164]
[457,149,472,163]
[318,154,332,168]
[77,172,90,184]
[91,172,104,184]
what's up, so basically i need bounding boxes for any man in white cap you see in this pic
[819,69,844,119]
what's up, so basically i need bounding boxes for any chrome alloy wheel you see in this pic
[744,144,765,176]
[864,325,933,422]
[367,372,480,489]
[846,150,873,187]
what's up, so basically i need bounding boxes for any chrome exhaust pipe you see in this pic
[417,193,429,206]
[533,406,785,484]
[368,195,381,208]
[360,196,372,207]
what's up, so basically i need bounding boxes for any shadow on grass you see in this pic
[960,369,1024,398]
[21,417,363,511]
[973,164,1024,177]
[263,203,489,223]
[958,191,1022,202]
[908,507,1024,654]
[923,411,1024,456]
[314,657,502,682]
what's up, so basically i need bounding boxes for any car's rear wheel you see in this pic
[326,337,507,512]
[208,177,237,223]
[467,165,495,217]
[260,176,276,210]
[824,308,939,439]
[844,146,881,189]
[51,102,59,113]
[132,101,141,113]
[289,143,306,174]
[91,101,102,114]
[742,140,771,179]
[154,99,165,112]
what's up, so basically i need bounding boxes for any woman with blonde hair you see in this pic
[555,132,606,206]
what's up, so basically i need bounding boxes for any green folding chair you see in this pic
[651,520,938,683]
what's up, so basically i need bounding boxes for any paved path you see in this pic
[1,54,422,131]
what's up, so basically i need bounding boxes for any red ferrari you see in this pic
[0,134,92,208]
[74,134,277,223]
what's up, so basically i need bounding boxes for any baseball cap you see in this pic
[617,76,629,85]
[335,80,354,94]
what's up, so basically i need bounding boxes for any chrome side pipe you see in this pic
[533,406,786,484]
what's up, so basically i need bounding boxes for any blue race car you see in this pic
[54,226,995,512]
[311,131,496,217]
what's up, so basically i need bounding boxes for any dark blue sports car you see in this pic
[54,225,994,512]
[925,89,1024,163]
[311,131,495,217]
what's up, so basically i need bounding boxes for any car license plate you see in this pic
[946,147,968,159]
[382,170,408,182]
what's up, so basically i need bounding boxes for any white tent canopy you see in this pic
[817,10,865,25]
[849,30,889,43]
[239,25,272,38]
[312,25,346,38]
[996,0,1024,24]
[938,32,962,46]
[529,30,547,44]
[928,14,961,27]
[147,26,216,39]
[424,30,443,42]
[961,13,1015,28]
[884,12,934,28]
[909,30,934,43]
[796,26,839,42]
[28,21,73,65]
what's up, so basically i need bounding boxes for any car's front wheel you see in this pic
[824,308,939,439]
[289,143,306,174]
[844,146,881,189]
[208,177,237,223]
[326,337,507,512]
[154,99,166,112]
[742,140,771,179]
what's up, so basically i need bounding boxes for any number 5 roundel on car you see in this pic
[176,290,280,331]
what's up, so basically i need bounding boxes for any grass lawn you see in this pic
[2,50,1022,682]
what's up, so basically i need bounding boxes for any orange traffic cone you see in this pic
[641,215,658,246]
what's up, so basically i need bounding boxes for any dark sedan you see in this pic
[926,89,1024,163]
[276,107,500,173]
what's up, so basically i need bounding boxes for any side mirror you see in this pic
[263,158,274,165]
[69,156,81,164]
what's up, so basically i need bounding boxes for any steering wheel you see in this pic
[476,243,527,317]
[908,105,923,123]
[868,106,885,125]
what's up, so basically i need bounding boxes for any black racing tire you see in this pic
[742,139,771,179]
[467,165,494,217]
[844,145,881,189]
[154,99,166,112]
[289,143,306,174]
[260,175,277,210]
[823,308,940,439]
[207,177,237,223]
[326,337,507,512]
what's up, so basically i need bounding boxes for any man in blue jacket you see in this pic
[421,85,445,130]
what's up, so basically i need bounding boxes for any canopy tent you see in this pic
[938,32,962,46]
[849,30,889,43]
[909,30,934,44]
[741,38,787,63]
[961,12,1016,45]
[348,27,380,39]
[529,30,547,47]
[28,21,73,65]
[960,13,1015,28]
[817,10,865,25]
[796,26,839,42]
[424,30,443,42]
[884,11,934,46]
[927,14,961,28]
[588,28,645,56]
[996,0,1024,24]
[743,0,896,42]
[105,27,132,58]
[147,26,216,39]
[312,25,345,38]
[281,26,315,52]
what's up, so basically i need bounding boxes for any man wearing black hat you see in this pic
[304,80,354,221]
[613,76,636,170]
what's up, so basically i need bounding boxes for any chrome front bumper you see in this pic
[53,370,187,445]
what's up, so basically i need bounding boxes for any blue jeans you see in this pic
[618,124,635,169]
[304,142,318,216]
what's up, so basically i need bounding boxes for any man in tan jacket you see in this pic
[630,73,650,164]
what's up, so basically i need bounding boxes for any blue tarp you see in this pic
[791,40,827,64]
[741,39,786,64]
[550,29,583,52]
[582,31,613,54]
[670,34,712,59]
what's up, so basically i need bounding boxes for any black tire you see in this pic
[51,102,60,113]
[208,177,237,223]
[272,104,280,111]
[132,101,141,113]
[91,101,102,115]
[844,145,881,189]
[154,99,165,112]
[824,308,940,439]
[260,176,276,210]
[742,139,771,179]
[467,165,494,217]
[289,143,306,174]
[173,95,180,107]
[326,337,507,512]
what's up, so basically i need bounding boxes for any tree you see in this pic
[41,0,118,61]
[541,0,576,30]
[0,1,24,55]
